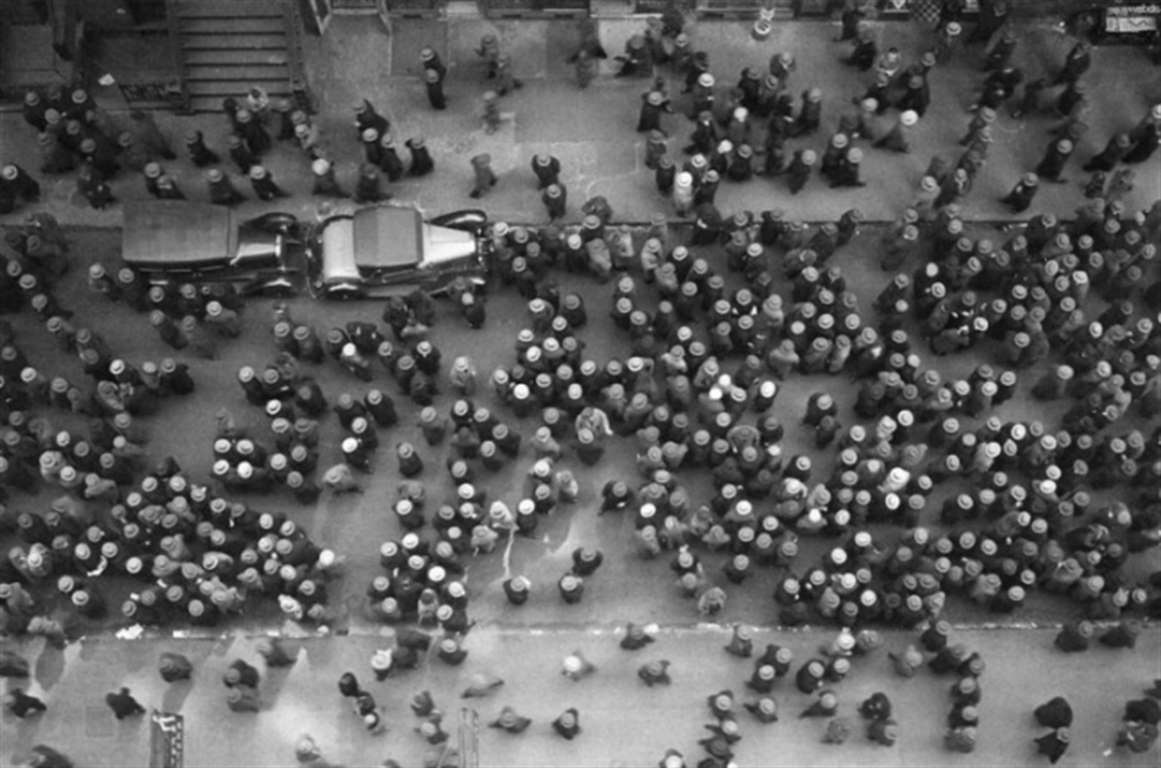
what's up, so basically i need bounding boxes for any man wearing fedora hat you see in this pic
[154,174,185,201]
[76,162,115,210]
[80,137,120,179]
[23,90,48,131]
[406,137,434,176]
[310,158,347,198]
[354,163,387,203]
[530,153,561,189]
[205,168,246,206]
[876,109,918,153]
[1035,137,1074,182]
[38,133,76,176]
[184,129,219,167]
[354,98,390,138]
[142,162,164,197]
[542,183,567,221]
[249,165,288,200]
[831,148,866,188]
[793,87,824,137]
[615,33,651,78]
[424,67,447,111]
[785,148,815,194]
[420,45,446,80]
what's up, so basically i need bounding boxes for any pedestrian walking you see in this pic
[420,45,447,80]
[470,153,497,199]
[1034,138,1073,182]
[1,163,40,207]
[354,163,386,203]
[552,708,581,739]
[154,174,184,201]
[311,159,348,197]
[249,165,289,200]
[476,34,501,78]
[354,98,390,139]
[542,183,567,220]
[257,638,297,668]
[105,687,146,719]
[830,148,866,188]
[494,54,523,95]
[1000,172,1038,212]
[786,149,815,194]
[378,134,405,181]
[159,652,193,682]
[638,90,669,133]
[406,138,434,176]
[77,163,115,210]
[489,705,532,734]
[227,684,261,713]
[531,153,561,188]
[573,47,596,88]
[875,110,918,153]
[5,688,47,718]
[206,168,246,206]
[1083,132,1132,172]
[425,68,447,111]
[1124,106,1161,163]
[481,90,502,134]
[793,88,823,136]
[1035,727,1070,764]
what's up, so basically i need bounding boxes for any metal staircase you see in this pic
[171,0,306,112]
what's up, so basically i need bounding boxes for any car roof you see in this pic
[122,201,235,266]
[353,206,422,269]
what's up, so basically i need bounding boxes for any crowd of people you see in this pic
[3,0,1161,765]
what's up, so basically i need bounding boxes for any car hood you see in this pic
[423,222,477,265]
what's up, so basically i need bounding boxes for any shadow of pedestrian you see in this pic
[161,679,194,712]
[33,646,64,691]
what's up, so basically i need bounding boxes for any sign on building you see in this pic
[150,711,184,768]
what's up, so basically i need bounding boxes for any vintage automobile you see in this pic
[304,204,490,299]
[121,201,300,295]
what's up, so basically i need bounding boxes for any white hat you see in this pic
[311,158,330,175]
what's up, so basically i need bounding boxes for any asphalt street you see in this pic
[2,628,1160,768]
[1,20,1160,226]
[1,11,1160,768]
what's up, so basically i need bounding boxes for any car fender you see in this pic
[428,209,488,234]
[247,212,301,238]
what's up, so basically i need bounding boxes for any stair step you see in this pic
[184,49,288,65]
[185,64,289,82]
[182,33,287,50]
[175,0,283,17]
[188,95,243,112]
[179,17,286,34]
[186,79,290,97]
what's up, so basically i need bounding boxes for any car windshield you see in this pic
[352,206,423,270]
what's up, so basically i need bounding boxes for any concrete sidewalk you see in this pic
[1,626,1159,767]
[1,19,1159,229]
